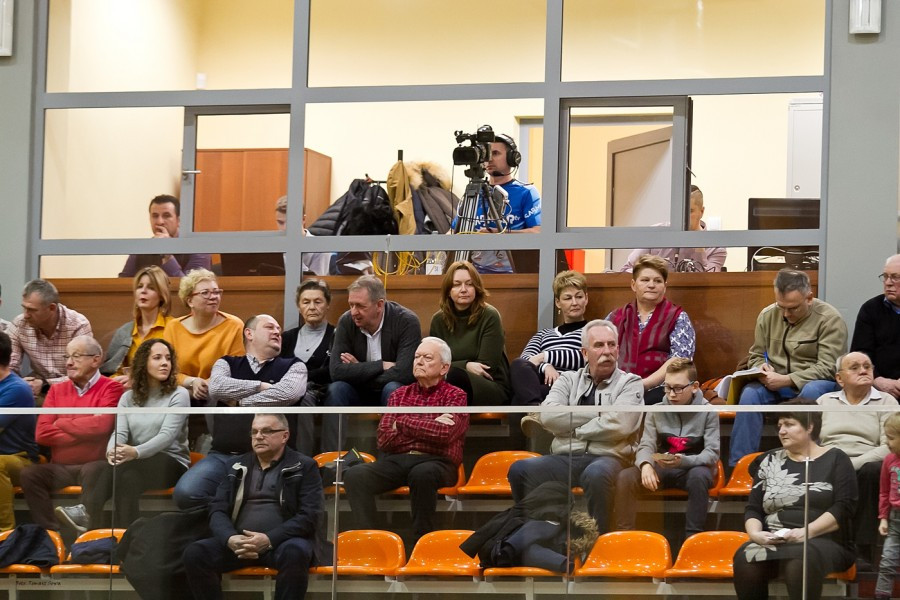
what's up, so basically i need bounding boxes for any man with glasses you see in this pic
[183,413,328,600]
[119,194,212,278]
[818,351,899,569]
[728,268,847,467]
[19,335,122,534]
[851,254,900,398]
[614,358,720,542]
[507,319,644,534]
[7,279,92,400]
[344,337,468,545]
[174,315,309,509]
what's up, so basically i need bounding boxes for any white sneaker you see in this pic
[55,504,89,534]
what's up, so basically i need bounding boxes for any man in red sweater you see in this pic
[19,335,122,531]
[343,337,468,544]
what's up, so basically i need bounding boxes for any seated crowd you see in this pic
[1,251,900,600]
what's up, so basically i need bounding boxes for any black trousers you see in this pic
[82,454,187,529]
[183,536,314,600]
[343,453,456,539]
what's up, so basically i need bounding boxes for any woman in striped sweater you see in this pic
[511,270,589,405]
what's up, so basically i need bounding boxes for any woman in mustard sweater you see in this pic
[429,260,510,405]
[162,268,244,403]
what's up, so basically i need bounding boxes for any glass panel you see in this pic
[308,0,546,87]
[42,107,185,241]
[47,0,293,92]
[15,402,866,593]
[193,114,292,233]
[562,0,826,81]
[564,106,677,229]
[304,99,545,238]
[690,93,823,232]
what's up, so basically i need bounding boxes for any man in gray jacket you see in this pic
[614,358,720,540]
[507,319,643,533]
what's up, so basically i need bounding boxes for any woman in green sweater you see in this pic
[429,260,510,405]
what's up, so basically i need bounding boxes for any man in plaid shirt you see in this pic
[7,280,92,400]
[344,337,468,543]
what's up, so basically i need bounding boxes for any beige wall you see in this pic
[39,1,825,278]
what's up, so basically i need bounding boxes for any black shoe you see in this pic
[856,556,874,573]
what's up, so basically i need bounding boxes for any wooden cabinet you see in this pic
[193,148,331,232]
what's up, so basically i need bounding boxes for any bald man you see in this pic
[851,254,900,398]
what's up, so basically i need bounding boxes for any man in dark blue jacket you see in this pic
[183,414,327,600]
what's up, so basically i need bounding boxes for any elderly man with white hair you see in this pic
[507,319,644,535]
[818,350,898,568]
[343,336,468,544]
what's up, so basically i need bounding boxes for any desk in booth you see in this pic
[51,271,815,384]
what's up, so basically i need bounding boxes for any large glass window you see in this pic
[562,0,826,81]
[47,0,294,92]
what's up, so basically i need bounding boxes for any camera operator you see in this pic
[452,131,542,274]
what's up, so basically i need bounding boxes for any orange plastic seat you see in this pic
[312,530,406,576]
[574,531,672,578]
[664,531,750,578]
[313,451,376,495]
[395,530,481,578]
[826,564,856,581]
[389,462,465,496]
[457,451,540,496]
[718,452,763,497]
[0,529,65,574]
[229,566,279,577]
[483,566,566,578]
[50,529,126,575]
[645,461,726,498]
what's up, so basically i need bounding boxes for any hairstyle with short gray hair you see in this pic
[347,275,386,303]
[23,279,59,305]
[420,336,452,364]
[774,268,811,296]
[253,413,290,430]
[70,335,103,357]
[275,195,288,214]
[581,319,618,348]
[834,351,872,373]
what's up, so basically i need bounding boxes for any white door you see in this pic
[607,126,673,269]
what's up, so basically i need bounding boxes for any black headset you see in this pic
[494,133,521,169]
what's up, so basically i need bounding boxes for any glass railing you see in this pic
[3,400,878,598]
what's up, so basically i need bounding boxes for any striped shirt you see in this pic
[519,320,587,374]
[8,304,93,385]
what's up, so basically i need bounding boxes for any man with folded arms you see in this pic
[20,335,122,533]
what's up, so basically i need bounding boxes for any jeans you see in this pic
[877,510,900,597]
[184,536,314,600]
[322,381,401,452]
[508,453,627,534]
[173,452,240,510]
[728,379,838,466]
[615,463,714,536]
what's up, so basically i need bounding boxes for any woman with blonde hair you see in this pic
[162,268,244,403]
[101,265,173,384]
[429,260,509,405]
[511,270,588,405]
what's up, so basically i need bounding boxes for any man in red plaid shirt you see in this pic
[344,337,468,543]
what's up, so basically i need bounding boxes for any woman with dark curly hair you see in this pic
[429,260,510,405]
[55,338,190,532]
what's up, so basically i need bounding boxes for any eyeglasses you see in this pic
[250,428,287,437]
[63,353,99,361]
[191,288,224,299]
[878,273,900,284]
[841,362,873,373]
[663,382,696,395]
